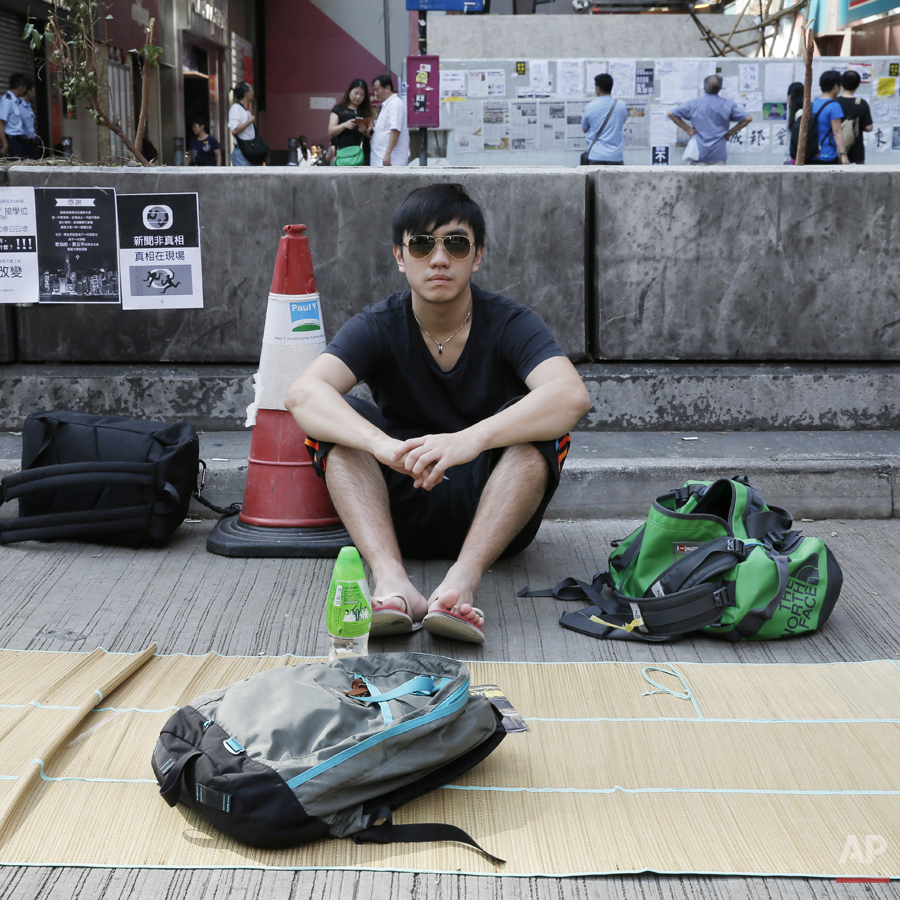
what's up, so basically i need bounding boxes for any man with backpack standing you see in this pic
[838,70,873,165]
[807,71,850,165]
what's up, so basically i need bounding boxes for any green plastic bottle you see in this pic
[325,546,372,663]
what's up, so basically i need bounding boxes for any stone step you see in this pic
[1,363,899,432]
[2,430,898,521]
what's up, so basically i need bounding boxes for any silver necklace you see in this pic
[413,303,471,354]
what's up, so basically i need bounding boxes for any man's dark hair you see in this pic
[234,82,252,101]
[8,73,28,92]
[703,74,723,94]
[820,70,841,93]
[373,74,395,93]
[392,183,486,249]
[841,69,861,91]
[595,73,613,94]
[191,118,207,130]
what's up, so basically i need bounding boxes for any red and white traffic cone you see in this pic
[207,224,351,558]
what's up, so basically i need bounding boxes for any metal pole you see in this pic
[419,10,427,167]
[383,0,391,80]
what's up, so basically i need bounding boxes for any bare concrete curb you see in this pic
[1,451,896,521]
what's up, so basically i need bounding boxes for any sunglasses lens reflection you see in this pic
[406,235,472,260]
[407,236,435,258]
[443,236,472,259]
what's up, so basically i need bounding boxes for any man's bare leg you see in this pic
[427,442,549,629]
[325,445,428,620]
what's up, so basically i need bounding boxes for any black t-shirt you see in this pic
[331,104,367,151]
[838,96,872,164]
[190,135,220,165]
[324,284,565,438]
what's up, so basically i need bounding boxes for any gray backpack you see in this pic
[152,652,505,858]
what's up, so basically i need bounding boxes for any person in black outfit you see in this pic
[285,184,590,645]
[188,119,221,166]
[328,78,371,166]
[838,70,873,165]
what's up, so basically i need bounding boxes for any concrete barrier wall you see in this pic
[593,166,900,361]
[7,167,588,362]
[6,164,900,367]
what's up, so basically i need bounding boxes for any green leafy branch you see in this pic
[23,0,162,165]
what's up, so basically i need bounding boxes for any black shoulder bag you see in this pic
[0,410,229,547]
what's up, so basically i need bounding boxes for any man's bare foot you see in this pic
[371,577,428,622]
[427,589,484,628]
[422,589,485,644]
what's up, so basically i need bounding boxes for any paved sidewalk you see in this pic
[0,517,896,897]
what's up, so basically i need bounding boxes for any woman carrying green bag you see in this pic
[329,78,372,167]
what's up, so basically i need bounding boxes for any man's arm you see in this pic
[668,113,695,137]
[230,110,255,136]
[382,128,400,166]
[0,120,7,157]
[395,356,591,490]
[214,147,222,166]
[725,116,752,140]
[830,117,849,163]
[284,353,407,471]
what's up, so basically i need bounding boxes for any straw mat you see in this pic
[0,646,898,878]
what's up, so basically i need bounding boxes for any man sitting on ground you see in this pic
[285,183,590,645]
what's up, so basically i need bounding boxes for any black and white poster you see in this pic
[651,145,670,166]
[35,188,120,303]
[117,193,203,310]
[0,188,38,303]
[636,67,655,96]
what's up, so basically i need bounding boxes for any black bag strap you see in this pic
[611,580,736,635]
[559,578,735,642]
[585,99,618,157]
[190,459,242,517]
[0,462,180,544]
[354,806,505,864]
[0,505,158,543]
[517,574,604,602]
[157,748,203,808]
[732,551,791,639]
[649,536,750,597]
[2,461,160,499]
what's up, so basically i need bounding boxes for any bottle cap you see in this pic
[332,546,365,583]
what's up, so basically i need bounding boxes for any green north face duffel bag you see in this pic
[522,476,843,642]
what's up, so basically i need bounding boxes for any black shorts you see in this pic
[305,396,569,560]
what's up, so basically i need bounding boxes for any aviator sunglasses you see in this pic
[403,234,474,260]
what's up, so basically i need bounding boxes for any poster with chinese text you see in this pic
[117,193,203,310]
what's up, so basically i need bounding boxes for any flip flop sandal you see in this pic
[370,593,423,636]
[422,607,485,645]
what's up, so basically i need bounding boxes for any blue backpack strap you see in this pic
[354,675,442,704]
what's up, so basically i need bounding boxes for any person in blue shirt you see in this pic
[668,75,751,165]
[0,74,40,160]
[580,73,628,165]
[809,70,849,165]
